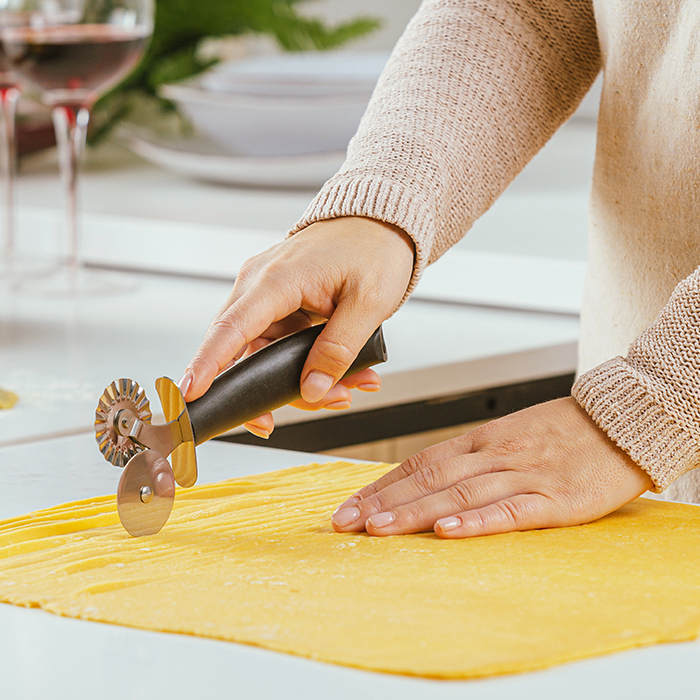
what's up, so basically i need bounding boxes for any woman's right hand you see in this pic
[178,216,415,436]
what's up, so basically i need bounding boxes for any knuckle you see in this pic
[355,484,378,500]
[188,351,217,376]
[471,417,532,456]
[236,250,276,283]
[207,320,247,358]
[359,493,387,516]
[450,480,477,510]
[450,425,497,458]
[467,421,491,441]
[239,252,299,303]
[401,451,431,477]
[394,503,426,530]
[450,430,475,454]
[355,462,414,501]
[467,420,496,449]
[473,509,490,531]
[260,258,289,282]
[312,335,357,375]
[412,464,442,494]
[495,499,522,527]
[207,313,244,340]
[236,256,258,280]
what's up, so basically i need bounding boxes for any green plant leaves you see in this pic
[90,0,380,143]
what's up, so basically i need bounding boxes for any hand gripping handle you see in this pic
[186,324,387,445]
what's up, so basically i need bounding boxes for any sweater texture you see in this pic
[290,0,700,502]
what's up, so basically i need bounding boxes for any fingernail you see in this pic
[331,506,360,528]
[334,497,360,514]
[246,424,270,440]
[178,371,193,398]
[436,516,461,532]
[358,382,381,392]
[368,511,396,529]
[301,371,334,403]
[325,400,351,411]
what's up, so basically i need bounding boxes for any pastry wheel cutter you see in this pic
[94,324,387,537]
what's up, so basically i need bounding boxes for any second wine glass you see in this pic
[0,0,152,295]
[0,12,20,282]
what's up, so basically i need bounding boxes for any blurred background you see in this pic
[3,0,596,462]
[11,0,598,277]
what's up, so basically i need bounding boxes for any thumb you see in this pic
[299,299,385,404]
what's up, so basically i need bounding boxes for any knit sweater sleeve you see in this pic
[289,0,601,297]
[572,269,700,493]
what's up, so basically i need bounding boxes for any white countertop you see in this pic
[0,434,698,700]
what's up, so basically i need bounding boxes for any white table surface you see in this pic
[0,434,698,700]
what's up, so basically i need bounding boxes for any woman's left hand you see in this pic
[331,397,654,538]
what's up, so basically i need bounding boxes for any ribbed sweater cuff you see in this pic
[289,175,436,304]
[572,357,700,492]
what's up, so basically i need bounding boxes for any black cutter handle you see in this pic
[186,324,387,445]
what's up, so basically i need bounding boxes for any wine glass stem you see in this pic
[52,103,89,278]
[1,86,19,264]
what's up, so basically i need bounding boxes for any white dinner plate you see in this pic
[123,130,346,189]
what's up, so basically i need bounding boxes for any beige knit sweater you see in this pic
[291,0,700,502]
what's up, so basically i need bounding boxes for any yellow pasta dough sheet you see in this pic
[1,460,700,679]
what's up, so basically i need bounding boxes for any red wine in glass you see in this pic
[2,24,147,106]
[1,18,150,295]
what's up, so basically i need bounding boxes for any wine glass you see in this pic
[0,13,20,281]
[0,0,152,295]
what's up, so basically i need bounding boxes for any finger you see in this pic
[220,346,248,372]
[191,310,318,400]
[289,383,353,411]
[299,298,386,404]
[340,433,479,507]
[231,318,364,431]
[364,473,528,536]
[332,453,493,532]
[333,469,523,535]
[240,312,317,360]
[263,311,317,338]
[289,369,381,411]
[337,368,381,392]
[434,494,553,538]
[244,413,274,440]
[183,287,302,401]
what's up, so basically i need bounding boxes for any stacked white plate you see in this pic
[129,51,389,188]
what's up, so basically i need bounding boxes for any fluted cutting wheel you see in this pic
[95,378,152,467]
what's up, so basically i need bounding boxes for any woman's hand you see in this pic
[178,217,415,438]
[331,397,654,537]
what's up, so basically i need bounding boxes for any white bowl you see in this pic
[161,82,372,157]
[199,51,389,98]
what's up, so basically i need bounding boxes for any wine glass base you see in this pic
[12,265,139,297]
[1,253,56,288]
